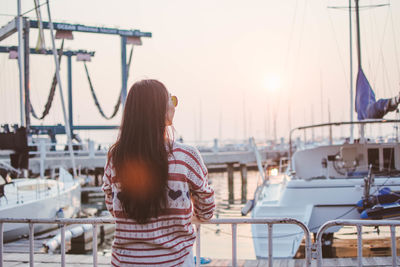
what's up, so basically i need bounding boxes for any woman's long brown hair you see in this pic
[108,79,172,223]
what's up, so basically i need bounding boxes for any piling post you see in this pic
[94,169,99,187]
[240,164,247,204]
[88,140,95,158]
[213,138,218,153]
[227,163,234,204]
[39,139,46,178]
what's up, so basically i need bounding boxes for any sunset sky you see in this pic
[1,0,399,144]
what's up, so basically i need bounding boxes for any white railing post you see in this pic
[232,224,237,267]
[29,223,34,267]
[61,225,66,267]
[0,222,3,267]
[93,224,98,266]
[390,225,397,267]
[356,225,362,267]
[317,228,324,267]
[196,224,201,267]
[268,224,273,267]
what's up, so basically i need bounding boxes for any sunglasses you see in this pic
[171,95,178,107]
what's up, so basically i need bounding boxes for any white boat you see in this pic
[250,120,400,258]
[250,0,400,259]
[0,164,81,241]
[0,1,81,242]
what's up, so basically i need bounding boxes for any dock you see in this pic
[26,148,287,174]
[3,253,400,266]
[27,144,287,204]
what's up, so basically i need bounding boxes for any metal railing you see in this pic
[195,218,311,267]
[4,217,399,267]
[0,217,311,267]
[315,219,400,267]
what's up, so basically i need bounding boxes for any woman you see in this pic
[102,79,215,266]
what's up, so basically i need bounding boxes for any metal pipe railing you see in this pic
[0,217,311,267]
[194,218,311,267]
[316,219,400,267]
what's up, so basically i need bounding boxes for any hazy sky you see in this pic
[1,0,399,144]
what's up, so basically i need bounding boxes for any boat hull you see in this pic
[252,176,400,258]
[0,179,81,242]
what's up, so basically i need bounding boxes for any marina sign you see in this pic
[29,20,152,38]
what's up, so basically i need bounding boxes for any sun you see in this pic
[264,74,281,92]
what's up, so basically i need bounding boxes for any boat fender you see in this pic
[56,208,65,218]
[378,187,391,195]
[44,230,73,253]
[360,210,369,219]
[241,199,254,216]
[44,224,93,253]
[194,256,212,265]
[360,205,384,220]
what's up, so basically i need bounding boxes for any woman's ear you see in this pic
[166,106,175,126]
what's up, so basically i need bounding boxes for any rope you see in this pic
[30,39,64,120]
[327,10,349,88]
[33,0,46,51]
[83,45,134,120]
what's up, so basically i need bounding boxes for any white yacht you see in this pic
[0,164,81,241]
[250,0,400,258]
[251,120,400,258]
[0,0,81,242]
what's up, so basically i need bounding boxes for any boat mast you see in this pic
[17,0,25,127]
[354,0,365,142]
[354,0,362,69]
[45,0,77,177]
[349,0,354,141]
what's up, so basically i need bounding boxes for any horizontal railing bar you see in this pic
[0,218,115,224]
[318,219,400,228]
[0,217,309,226]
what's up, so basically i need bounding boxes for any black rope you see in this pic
[83,45,134,120]
[30,39,64,120]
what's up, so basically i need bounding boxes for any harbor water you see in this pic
[99,169,261,260]
[97,169,400,260]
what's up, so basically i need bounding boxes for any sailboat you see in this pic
[249,0,400,259]
[0,1,81,241]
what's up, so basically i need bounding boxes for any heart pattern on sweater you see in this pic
[168,189,182,200]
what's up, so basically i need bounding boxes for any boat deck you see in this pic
[3,253,400,267]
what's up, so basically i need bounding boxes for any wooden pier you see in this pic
[3,253,400,266]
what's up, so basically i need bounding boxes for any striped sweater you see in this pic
[102,142,215,266]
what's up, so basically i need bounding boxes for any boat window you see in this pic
[367,148,380,172]
[383,148,395,170]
